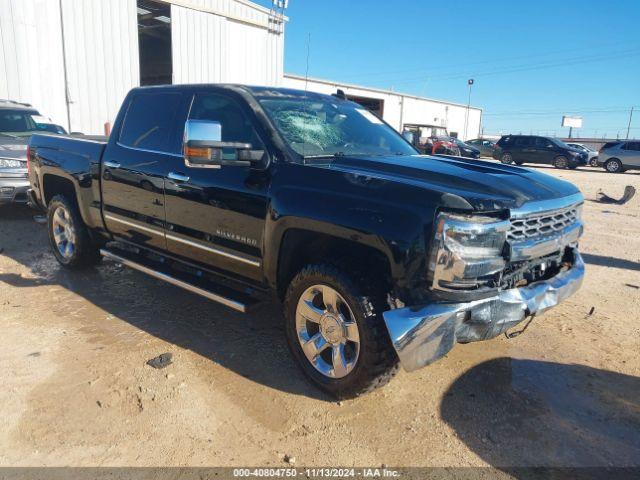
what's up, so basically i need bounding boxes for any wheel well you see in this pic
[276,229,393,299]
[42,174,77,207]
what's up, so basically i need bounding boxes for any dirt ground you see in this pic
[0,164,639,469]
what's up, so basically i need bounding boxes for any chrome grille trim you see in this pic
[508,204,580,241]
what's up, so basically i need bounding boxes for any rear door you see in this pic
[512,136,533,163]
[162,90,270,282]
[101,91,188,250]
[621,142,640,167]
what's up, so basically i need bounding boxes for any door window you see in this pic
[188,93,263,147]
[535,137,553,148]
[119,93,183,153]
[623,142,640,151]
[514,137,531,147]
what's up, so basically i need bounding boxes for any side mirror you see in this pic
[183,119,266,168]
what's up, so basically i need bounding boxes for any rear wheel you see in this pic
[47,195,101,268]
[283,264,399,398]
[500,153,513,164]
[604,158,623,173]
[553,156,569,169]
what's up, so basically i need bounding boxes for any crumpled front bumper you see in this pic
[383,249,585,372]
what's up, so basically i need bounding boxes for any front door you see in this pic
[533,137,556,164]
[101,91,186,250]
[163,91,270,282]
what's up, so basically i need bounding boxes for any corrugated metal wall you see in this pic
[0,0,138,134]
[60,0,140,134]
[170,0,284,86]
[0,0,67,129]
[0,0,285,134]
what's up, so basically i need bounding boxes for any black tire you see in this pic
[553,156,569,169]
[604,158,623,173]
[500,153,513,164]
[589,157,599,167]
[283,264,399,399]
[47,194,101,268]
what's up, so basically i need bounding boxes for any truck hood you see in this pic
[329,154,581,211]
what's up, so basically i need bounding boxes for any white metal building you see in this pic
[0,0,285,134]
[1,0,482,139]
[283,74,482,141]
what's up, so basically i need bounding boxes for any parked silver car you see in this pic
[598,140,640,173]
[566,143,598,167]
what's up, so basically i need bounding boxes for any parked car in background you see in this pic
[566,142,598,167]
[0,100,65,205]
[451,137,481,159]
[466,138,496,157]
[493,135,587,169]
[598,140,640,173]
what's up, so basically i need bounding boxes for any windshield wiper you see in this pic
[303,152,345,160]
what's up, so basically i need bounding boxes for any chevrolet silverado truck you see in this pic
[28,85,585,398]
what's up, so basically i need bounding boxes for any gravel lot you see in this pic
[0,164,639,468]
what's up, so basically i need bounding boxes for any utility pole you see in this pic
[626,106,634,139]
[463,79,474,140]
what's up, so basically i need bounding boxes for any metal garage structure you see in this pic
[1,0,482,140]
[0,0,285,134]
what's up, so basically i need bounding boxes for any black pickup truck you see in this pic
[28,85,585,398]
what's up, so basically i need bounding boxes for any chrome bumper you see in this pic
[383,249,585,372]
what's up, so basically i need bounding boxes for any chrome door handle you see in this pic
[168,172,190,182]
[103,161,121,168]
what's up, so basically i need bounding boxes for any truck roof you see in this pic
[128,84,344,102]
[0,99,35,110]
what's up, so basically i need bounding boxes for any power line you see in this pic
[386,49,640,86]
[340,41,633,80]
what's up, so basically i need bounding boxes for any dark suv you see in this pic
[493,135,587,169]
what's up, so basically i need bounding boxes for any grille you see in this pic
[508,205,580,241]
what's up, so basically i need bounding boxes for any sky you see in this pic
[261,0,640,139]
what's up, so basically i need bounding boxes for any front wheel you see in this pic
[47,195,101,268]
[604,158,623,173]
[589,157,599,167]
[283,264,399,398]
[553,156,570,169]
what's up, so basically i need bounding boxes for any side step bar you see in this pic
[100,248,257,313]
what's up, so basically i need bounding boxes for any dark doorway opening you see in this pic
[137,0,173,86]
[346,95,384,119]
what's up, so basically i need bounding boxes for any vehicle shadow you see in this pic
[581,253,640,272]
[440,357,640,468]
[0,205,329,401]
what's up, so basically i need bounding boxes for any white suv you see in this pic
[599,141,640,173]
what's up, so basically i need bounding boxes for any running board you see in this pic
[100,248,258,313]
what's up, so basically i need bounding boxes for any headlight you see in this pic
[428,212,509,291]
[0,158,24,168]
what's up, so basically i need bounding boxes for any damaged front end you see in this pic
[383,193,585,372]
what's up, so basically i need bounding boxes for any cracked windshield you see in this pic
[259,96,417,159]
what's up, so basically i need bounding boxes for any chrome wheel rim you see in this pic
[607,161,620,172]
[52,206,76,259]
[556,157,567,168]
[295,285,360,379]
[501,154,512,164]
